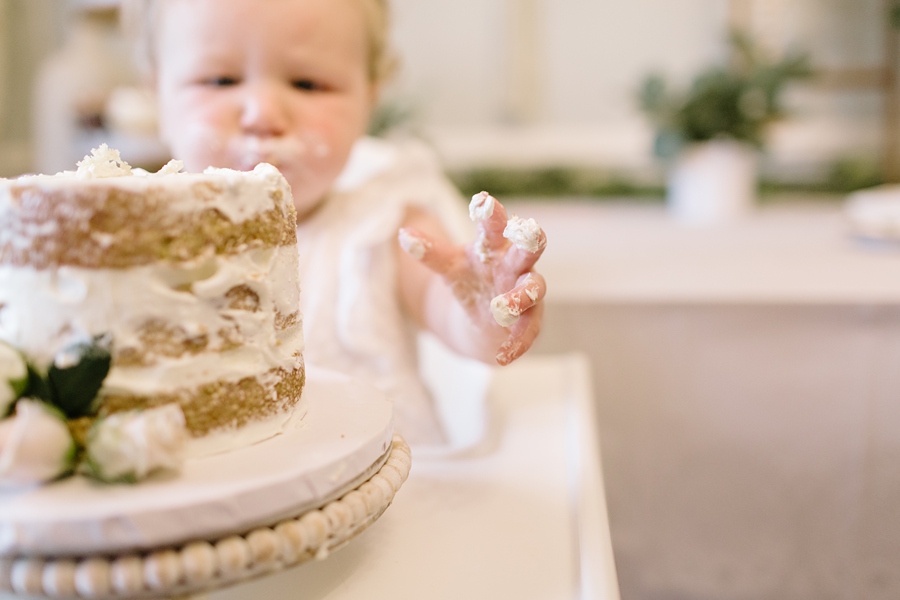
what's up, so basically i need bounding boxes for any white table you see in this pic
[516,199,900,304]
[208,353,620,600]
[514,200,900,600]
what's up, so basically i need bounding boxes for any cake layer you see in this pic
[101,363,305,437]
[0,164,297,269]
[0,245,302,371]
[102,344,303,397]
[64,362,306,458]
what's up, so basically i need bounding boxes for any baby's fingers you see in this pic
[398,227,463,276]
[503,221,547,275]
[496,302,544,366]
[469,192,510,257]
[471,192,547,274]
[489,272,546,327]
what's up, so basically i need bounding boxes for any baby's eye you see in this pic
[292,80,318,91]
[206,77,240,87]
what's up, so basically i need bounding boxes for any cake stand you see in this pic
[0,367,411,599]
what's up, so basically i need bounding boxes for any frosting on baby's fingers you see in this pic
[503,216,546,254]
[468,191,509,264]
[491,294,522,328]
[398,228,431,260]
[490,274,544,328]
[495,295,543,365]
[521,273,544,302]
[469,191,496,222]
[496,339,525,366]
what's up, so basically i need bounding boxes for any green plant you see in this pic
[827,155,884,192]
[891,2,900,29]
[639,31,813,159]
[448,167,666,199]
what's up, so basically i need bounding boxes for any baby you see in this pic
[123,0,547,444]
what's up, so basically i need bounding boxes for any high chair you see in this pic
[208,347,622,600]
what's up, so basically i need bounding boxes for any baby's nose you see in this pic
[240,82,289,136]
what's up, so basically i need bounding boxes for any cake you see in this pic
[0,146,305,465]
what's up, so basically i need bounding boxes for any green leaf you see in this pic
[9,371,28,399]
[23,363,53,404]
[47,336,112,419]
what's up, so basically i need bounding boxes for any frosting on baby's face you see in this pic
[155,0,376,220]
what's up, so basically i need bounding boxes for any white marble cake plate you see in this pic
[0,436,410,599]
[0,366,394,557]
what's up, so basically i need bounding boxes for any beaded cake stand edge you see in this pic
[0,434,411,599]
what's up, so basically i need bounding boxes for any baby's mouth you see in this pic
[184,124,330,172]
[229,136,331,172]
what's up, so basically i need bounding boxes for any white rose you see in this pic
[85,403,188,483]
[0,400,76,489]
[0,342,28,416]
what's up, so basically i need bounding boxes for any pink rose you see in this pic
[0,400,76,489]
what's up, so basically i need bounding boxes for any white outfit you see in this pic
[295,137,472,445]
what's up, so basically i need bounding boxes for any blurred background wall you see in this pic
[391,0,886,186]
[0,0,888,188]
[0,0,65,176]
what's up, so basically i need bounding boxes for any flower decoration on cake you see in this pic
[83,404,187,483]
[0,400,76,489]
[0,341,28,418]
[0,337,188,489]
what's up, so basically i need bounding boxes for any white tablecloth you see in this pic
[516,200,900,600]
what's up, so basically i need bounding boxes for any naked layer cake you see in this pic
[0,146,305,461]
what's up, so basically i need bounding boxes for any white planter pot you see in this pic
[666,140,758,225]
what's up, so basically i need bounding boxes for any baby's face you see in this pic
[155,0,375,219]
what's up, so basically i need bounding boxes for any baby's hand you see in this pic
[399,192,547,366]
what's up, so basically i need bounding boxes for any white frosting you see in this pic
[1,161,291,234]
[490,294,521,328]
[199,163,293,224]
[474,231,491,263]
[156,159,184,175]
[0,244,302,387]
[397,229,429,260]
[503,215,545,253]
[76,144,133,179]
[468,193,498,264]
[103,345,300,397]
[186,401,307,459]
[53,347,82,370]
[469,191,496,222]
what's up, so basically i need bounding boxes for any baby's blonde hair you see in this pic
[356,0,397,83]
[121,0,397,84]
